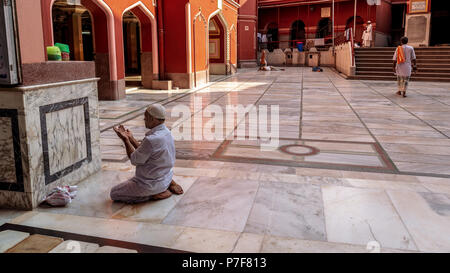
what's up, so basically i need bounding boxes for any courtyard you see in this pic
[1,67,450,253]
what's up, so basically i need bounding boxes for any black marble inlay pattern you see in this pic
[40,97,92,185]
[0,109,24,192]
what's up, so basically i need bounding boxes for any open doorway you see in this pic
[290,20,305,48]
[430,1,450,46]
[208,14,228,81]
[123,11,142,86]
[316,18,332,39]
[52,0,94,61]
[391,3,406,46]
[267,22,279,52]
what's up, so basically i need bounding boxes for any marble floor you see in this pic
[2,67,450,253]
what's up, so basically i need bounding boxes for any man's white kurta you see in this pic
[362,24,373,42]
[393,45,417,77]
[129,124,175,195]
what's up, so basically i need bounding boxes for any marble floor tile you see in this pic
[0,230,30,253]
[0,209,26,227]
[305,153,384,168]
[173,167,220,177]
[163,177,259,232]
[111,176,198,223]
[37,170,132,219]
[259,234,414,253]
[322,185,417,251]
[6,234,63,253]
[171,227,240,253]
[345,178,429,192]
[12,212,185,249]
[387,190,450,252]
[417,177,450,195]
[244,181,326,241]
[395,162,450,176]
[232,233,264,253]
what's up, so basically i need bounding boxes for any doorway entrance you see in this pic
[391,3,407,46]
[430,1,450,46]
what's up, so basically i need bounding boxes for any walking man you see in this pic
[393,36,417,97]
[110,104,183,203]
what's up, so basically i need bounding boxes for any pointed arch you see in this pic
[122,1,159,75]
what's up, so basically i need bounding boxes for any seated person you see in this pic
[110,104,183,203]
[258,50,285,71]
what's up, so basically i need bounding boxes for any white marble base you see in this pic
[0,79,101,209]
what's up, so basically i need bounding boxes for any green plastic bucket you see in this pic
[47,46,62,61]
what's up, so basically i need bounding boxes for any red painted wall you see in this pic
[163,0,188,74]
[238,0,258,64]
[376,0,392,35]
[258,1,377,37]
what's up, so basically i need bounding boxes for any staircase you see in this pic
[354,47,450,82]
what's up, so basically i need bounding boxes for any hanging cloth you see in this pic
[397,45,406,64]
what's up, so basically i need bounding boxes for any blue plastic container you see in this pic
[297,42,304,52]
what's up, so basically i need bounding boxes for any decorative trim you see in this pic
[209,38,221,59]
[279,144,320,156]
[0,109,24,192]
[39,97,92,185]
[213,138,397,172]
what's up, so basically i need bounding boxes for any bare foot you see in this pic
[151,190,172,200]
[169,180,184,195]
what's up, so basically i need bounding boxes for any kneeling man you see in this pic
[110,104,183,203]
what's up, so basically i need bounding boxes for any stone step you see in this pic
[357,67,450,73]
[355,47,450,51]
[357,63,450,69]
[356,55,450,60]
[356,58,450,64]
[351,75,450,82]
[356,70,450,77]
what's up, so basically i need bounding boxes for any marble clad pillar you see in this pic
[0,78,101,210]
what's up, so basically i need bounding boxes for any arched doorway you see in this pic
[316,18,332,39]
[267,22,279,52]
[208,15,227,77]
[290,20,305,48]
[52,0,94,61]
[430,1,450,46]
[346,16,365,44]
[122,11,142,86]
[121,3,158,89]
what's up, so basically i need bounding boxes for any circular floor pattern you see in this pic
[279,144,320,156]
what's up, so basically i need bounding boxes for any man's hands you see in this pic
[113,125,140,149]
[113,125,133,140]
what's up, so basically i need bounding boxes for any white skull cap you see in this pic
[146,104,166,119]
